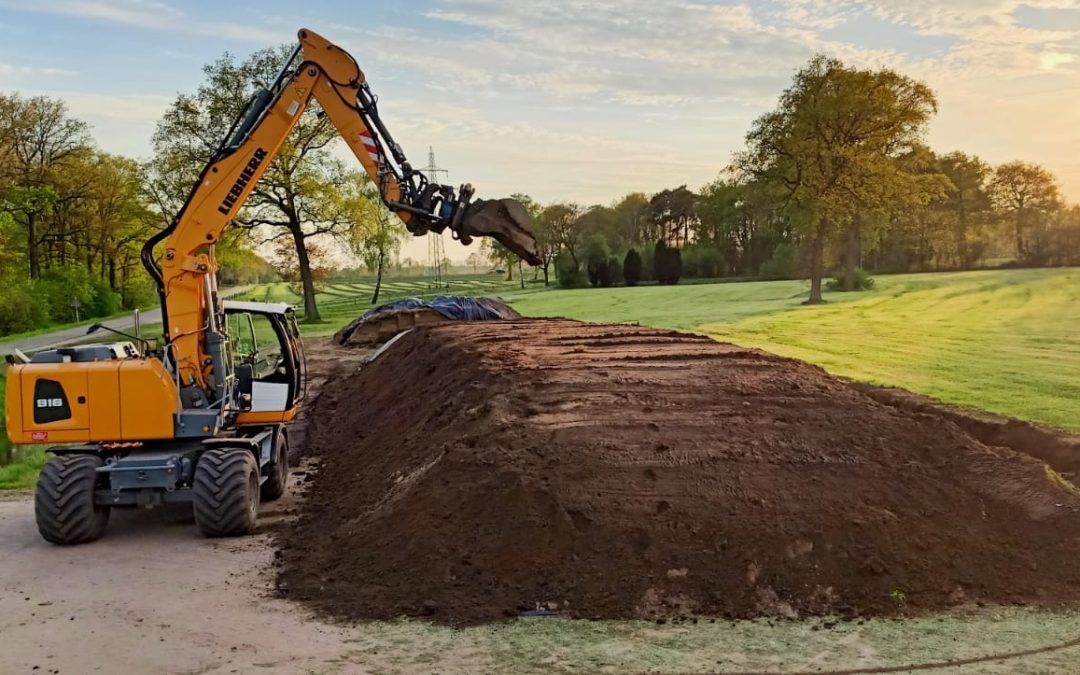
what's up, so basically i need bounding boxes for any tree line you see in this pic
[491,56,1080,303]
[0,92,285,336]
[0,45,406,336]
[5,49,1078,338]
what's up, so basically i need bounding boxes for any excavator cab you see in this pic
[224,301,305,424]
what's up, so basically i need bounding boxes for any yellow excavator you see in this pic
[3,28,539,545]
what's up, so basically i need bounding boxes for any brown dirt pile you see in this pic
[278,320,1080,625]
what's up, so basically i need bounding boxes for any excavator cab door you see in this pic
[223,301,304,420]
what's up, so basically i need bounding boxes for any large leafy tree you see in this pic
[0,94,92,278]
[734,55,945,302]
[611,192,650,247]
[148,45,375,322]
[937,152,993,268]
[542,203,583,267]
[345,173,407,304]
[989,161,1061,264]
[648,186,696,246]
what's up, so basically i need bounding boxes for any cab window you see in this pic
[230,312,284,381]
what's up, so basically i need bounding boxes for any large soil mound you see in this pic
[279,320,1080,625]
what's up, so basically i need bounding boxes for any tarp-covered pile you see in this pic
[334,295,521,346]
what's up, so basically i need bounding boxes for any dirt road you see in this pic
[0,337,363,675]
[0,488,358,674]
[5,483,1080,675]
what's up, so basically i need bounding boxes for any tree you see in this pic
[149,45,368,322]
[346,175,406,305]
[482,239,518,280]
[543,203,583,266]
[937,152,992,268]
[653,239,682,285]
[605,256,623,287]
[623,248,643,286]
[989,161,1061,264]
[575,204,617,245]
[0,94,92,278]
[274,239,330,286]
[584,234,611,287]
[733,55,944,302]
[0,185,58,278]
[554,250,584,288]
[649,186,696,246]
[695,177,742,272]
[466,252,481,274]
[612,192,650,248]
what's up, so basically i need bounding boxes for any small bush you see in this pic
[681,245,721,278]
[0,283,48,335]
[121,275,158,310]
[654,240,682,285]
[585,235,611,287]
[606,256,623,287]
[555,250,586,288]
[90,277,122,317]
[640,242,656,282]
[759,242,798,280]
[826,267,875,292]
[623,249,642,286]
[38,267,96,322]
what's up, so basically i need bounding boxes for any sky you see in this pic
[2,0,1080,263]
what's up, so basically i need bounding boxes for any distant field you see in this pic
[510,268,1080,432]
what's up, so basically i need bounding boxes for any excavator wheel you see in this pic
[193,448,260,538]
[260,428,290,502]
[35,454,110,546]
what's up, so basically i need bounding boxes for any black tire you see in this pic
[260,429,289,502]
[35,454,110,545]
[192,448,259,538]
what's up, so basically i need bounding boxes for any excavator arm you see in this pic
[141,28,539,401]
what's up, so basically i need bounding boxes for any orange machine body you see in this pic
[4,359,179,445]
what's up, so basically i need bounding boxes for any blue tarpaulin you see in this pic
[337,296,518,344]
[361,296,515,322]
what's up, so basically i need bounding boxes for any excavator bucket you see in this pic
[458,198,542,266]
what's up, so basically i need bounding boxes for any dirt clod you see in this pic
[279,320,1080,625]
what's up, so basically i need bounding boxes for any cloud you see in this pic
[0,0,287,42]
[322,0,1080,202]
[58,91,172,124]
[9,0,1080,204]
[0,63,76,76]
[1040,51,1077,70]
[14,91,173,158]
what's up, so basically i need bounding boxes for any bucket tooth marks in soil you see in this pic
[280,319,1080,625]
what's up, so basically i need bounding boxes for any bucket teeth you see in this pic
[458,198,542,266]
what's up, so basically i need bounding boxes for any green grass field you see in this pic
[510,268,1080,432]
[2,268,1076,488]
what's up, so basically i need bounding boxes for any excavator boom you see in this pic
[3,28,540,544]
[142,28,539,399]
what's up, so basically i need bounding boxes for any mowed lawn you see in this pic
[510,268,1080,432]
